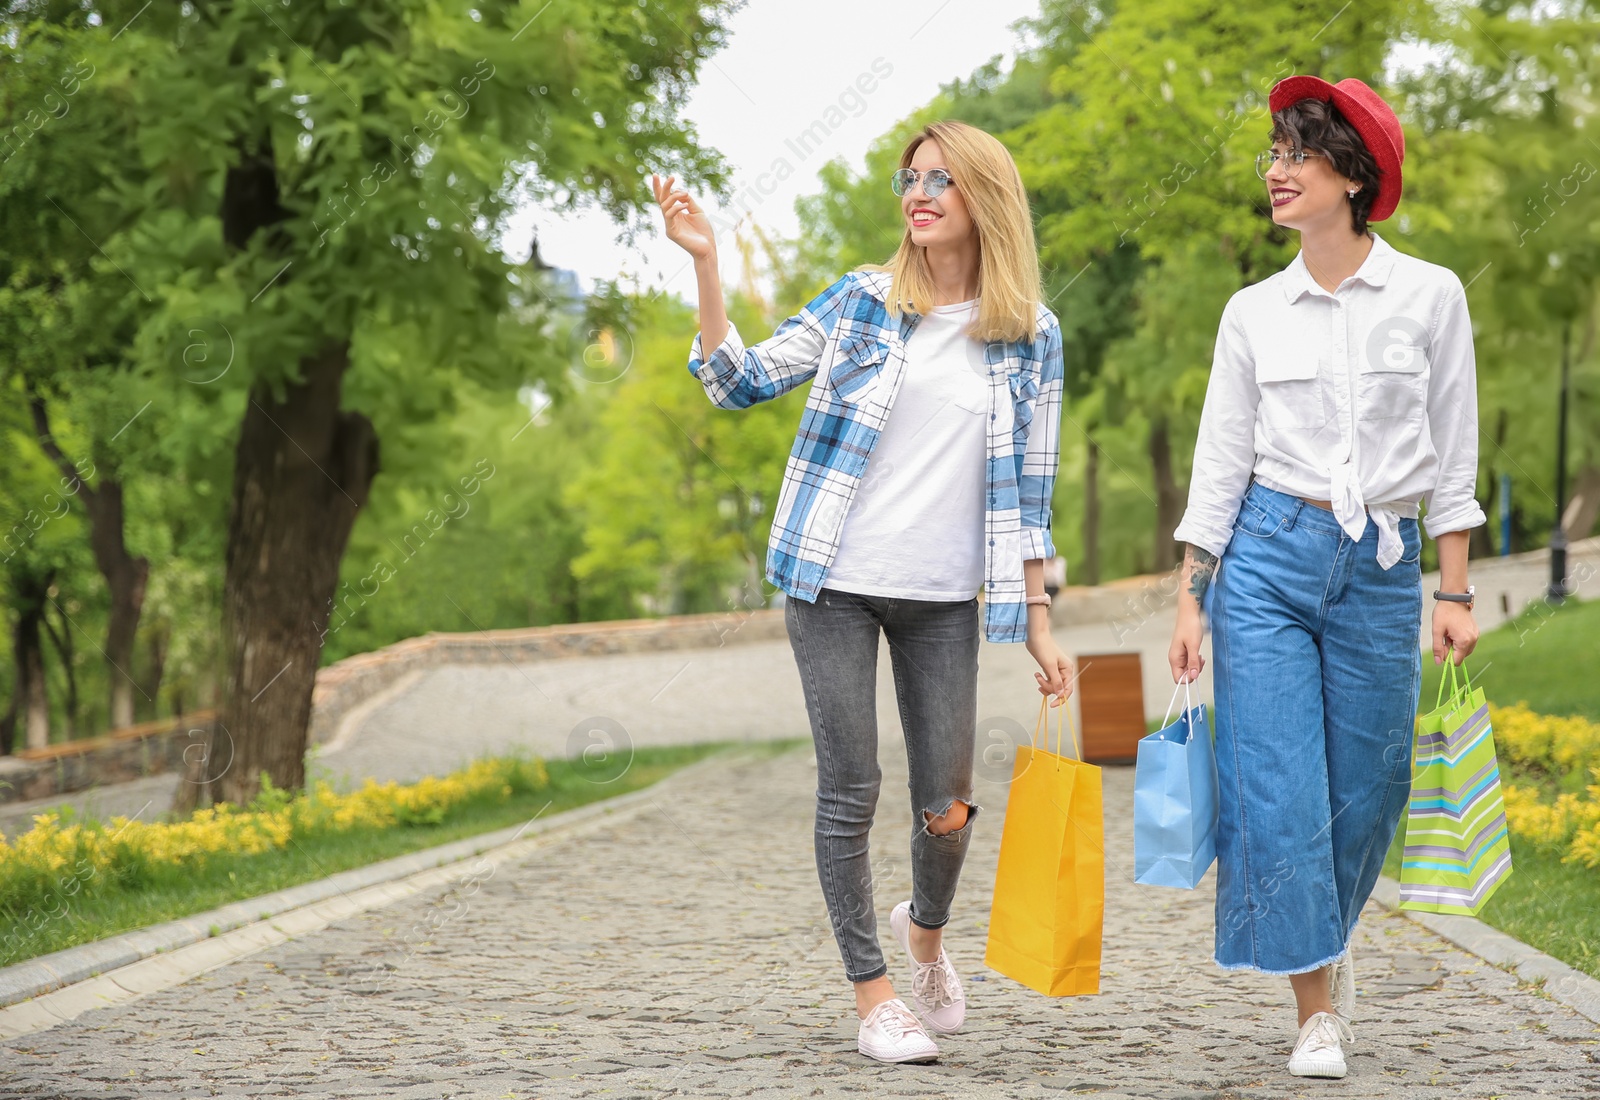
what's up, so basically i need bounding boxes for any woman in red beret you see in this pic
[1167,77,1485,1079]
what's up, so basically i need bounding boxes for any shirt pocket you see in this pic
[1006,366,1039,435]
[1358,339,1429,422]
[1253,356,1328,431]
[825,333,890,404]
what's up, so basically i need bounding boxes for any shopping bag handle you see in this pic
[1159,678,1194,730]
[1434,650,1456,711]
[1032,693,1084,761]
[1433,647,1478,711]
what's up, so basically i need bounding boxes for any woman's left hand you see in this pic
[1432,600,1479,664]
[1027,634,1074,705]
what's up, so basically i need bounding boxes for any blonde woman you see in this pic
[652,120,1069,1064]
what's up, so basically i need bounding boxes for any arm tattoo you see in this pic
[1186,546,1218,602]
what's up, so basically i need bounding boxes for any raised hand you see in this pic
[651,174,716,261]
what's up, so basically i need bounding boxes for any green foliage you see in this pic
[565,291,803,615]
[0,1,737,737]
[4,1,1600,746]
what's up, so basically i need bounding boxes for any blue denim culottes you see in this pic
[1208,481,1423,974]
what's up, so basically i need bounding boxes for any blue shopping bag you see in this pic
[1133,679,1218,889]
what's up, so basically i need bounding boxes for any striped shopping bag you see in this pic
[1398,656,1513,915]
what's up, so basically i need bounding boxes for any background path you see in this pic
[4,740,1597,1098]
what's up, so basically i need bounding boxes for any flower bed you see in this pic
[0,755,550,919]
[1493,703,1600,868]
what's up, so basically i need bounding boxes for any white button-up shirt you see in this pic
[1174,234,1486,567]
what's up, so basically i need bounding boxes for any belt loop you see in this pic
[1283,499,1303,532]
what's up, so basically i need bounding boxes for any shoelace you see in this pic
[912,954,958,1009]
[872,1000,925,1039]
[1301,1012,1355,1056]
[1330,952,1355,1021]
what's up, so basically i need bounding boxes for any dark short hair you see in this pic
[1270,98,1382,235]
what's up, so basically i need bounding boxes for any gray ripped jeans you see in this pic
[785,586,981,983]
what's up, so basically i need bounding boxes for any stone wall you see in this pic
[0,712,220,807]
[0,607,787,808]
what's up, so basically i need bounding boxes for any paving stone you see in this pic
[2,746,1598,1098]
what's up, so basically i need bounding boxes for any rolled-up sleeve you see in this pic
[1019,316,1064,561]
[1172,298,1259,559]
[1421,282,1487,537]
[688,274,854,410]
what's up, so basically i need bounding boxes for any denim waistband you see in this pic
[1242,480,1416,539]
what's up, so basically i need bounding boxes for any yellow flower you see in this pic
[0,752,550,902]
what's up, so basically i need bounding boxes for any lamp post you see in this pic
[1548,320,1572,603]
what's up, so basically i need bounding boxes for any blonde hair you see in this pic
[864,120,1042,344]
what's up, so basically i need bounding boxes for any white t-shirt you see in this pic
[824,299,988,601]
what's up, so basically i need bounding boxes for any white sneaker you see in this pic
[889,900,966,1034]
[1288,1011,1354,1078]
[1329,947,1356,1024]
[857,997,939,1064]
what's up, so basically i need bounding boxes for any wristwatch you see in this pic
[1433,585,1475,609]
[1025,593,1052,607]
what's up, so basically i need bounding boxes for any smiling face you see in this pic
[902,140,975,247]
[1265,140,1361,234]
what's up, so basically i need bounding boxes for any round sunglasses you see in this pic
[890,167,955,199]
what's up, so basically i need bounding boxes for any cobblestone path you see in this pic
[4,739,1597,1098]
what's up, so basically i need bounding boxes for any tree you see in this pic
[0,383,92,750]
[1012,0,1431,571]
[0,12,157,732]
[1396,1,1600,552]
[3,1,732,801]
[566,289,803,615]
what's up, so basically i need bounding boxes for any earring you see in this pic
[1347,189,1358,197]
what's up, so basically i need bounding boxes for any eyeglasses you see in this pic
[1255,148,1329,179]
[891,167,955,198]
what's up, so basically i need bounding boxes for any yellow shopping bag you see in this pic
[983,694,1104,997]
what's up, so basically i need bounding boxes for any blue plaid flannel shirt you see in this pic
[687,270,1064,643]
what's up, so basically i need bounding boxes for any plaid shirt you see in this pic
[688,270,1064,643]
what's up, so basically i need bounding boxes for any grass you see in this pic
[1420,596,1600,722]
[1393,596,1600,981]
[0,738,804,969]
[1382,828,1600,982]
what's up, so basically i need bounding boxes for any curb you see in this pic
[0,746,779,1038]
[1371,875,1600,1026]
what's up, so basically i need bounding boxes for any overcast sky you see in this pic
[514,0,1044,302]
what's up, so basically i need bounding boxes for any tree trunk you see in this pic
[1472,406,1511,558]
[11,571,54,750]
[28,393,149,729]
[1149,416,1184,571]
[1082,434,1101,586]
[41,601,78,739]
[140,622,169,723]
[214,342,378,807]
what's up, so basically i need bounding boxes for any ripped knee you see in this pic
[921,797,977,836]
